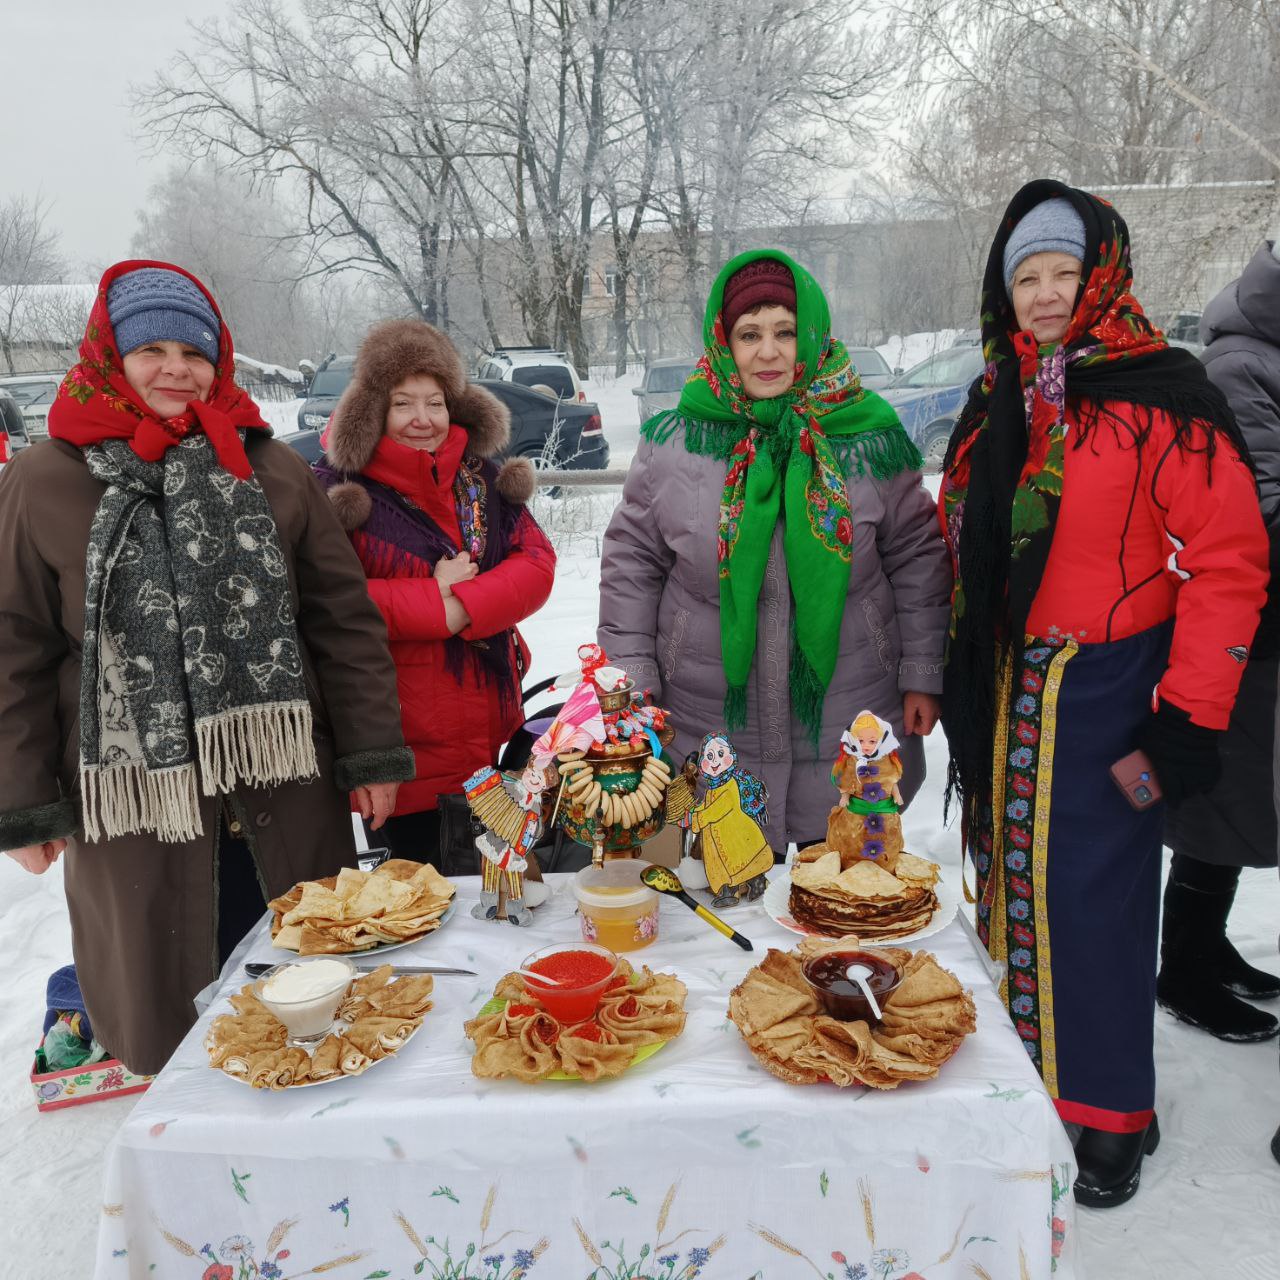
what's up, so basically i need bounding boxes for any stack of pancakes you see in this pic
[789,848,939,940]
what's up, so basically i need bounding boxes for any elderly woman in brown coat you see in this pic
[0,261,412,1074]
[600,250,951,851]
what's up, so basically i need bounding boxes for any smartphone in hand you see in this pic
[1109,750,1163,811]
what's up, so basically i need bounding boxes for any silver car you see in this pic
[633,356,697,422]
[848,346,894,391]
[0,373,63,442]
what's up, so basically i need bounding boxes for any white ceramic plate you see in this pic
[266,897,457,959]
[762,865,960,945]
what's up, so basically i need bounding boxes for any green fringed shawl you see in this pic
[641,248,922,744]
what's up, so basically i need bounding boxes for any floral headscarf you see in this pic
[643,249,920,742]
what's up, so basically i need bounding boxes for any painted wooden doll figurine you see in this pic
[689,733,773,908]
[465,760,553,925]
[828,710,906,871]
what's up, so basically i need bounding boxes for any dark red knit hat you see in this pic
[721,258,797,334]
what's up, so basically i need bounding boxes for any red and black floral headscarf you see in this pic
[47,259,268,478]
[941,179,1251,823]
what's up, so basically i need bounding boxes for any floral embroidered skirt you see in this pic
[973,624,1170,1133]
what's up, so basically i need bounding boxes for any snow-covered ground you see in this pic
[258,396,305,438]
[583,366,643,468]
[2,481,1279,1278]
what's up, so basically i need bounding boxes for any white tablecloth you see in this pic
[94,872,1079,1280]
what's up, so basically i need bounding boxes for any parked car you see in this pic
[296,356,353,432]
[1162,311,1202,344]
[848,346,894,391]
[633,356,697,421]
[0,387,28,460]
[881,345,986,469]
[0,372,63,443]
[476,348,587,403]
[281,377,608,473]
[950,329,982,348]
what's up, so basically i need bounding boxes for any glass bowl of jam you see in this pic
[520,943,622,1023]
[801,948,903,1024]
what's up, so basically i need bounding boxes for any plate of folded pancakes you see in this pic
[267,859,456,956]
[729,937,977,1087]
[464,964,688,1083]
[763,847,957,943]
[205,964,434,1089]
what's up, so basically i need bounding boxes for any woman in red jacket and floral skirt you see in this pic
[941,181,1269,1208]
[315,319,556,858]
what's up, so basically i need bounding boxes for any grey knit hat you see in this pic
[107,267,221,364]
[1003,198,1087,291]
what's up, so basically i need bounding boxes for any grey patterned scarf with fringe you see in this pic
[79,434,317,843]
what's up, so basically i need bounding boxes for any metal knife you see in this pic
[245,962,475,978]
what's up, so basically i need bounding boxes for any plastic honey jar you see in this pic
[572,860,660,952]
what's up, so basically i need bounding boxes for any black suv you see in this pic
[296,356,354,432]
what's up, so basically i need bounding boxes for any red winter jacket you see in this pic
[942,401,1269,729]
[320,431,556,815]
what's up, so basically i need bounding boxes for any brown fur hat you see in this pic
[325,317,511,473]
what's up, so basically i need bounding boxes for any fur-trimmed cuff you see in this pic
[333,747,417,791]
[0,798,79,850]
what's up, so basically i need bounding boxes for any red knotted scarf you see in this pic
[47,259,268,479]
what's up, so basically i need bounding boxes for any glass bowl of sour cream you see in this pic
[255,957,356,1044]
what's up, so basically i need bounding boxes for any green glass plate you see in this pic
[476,996,668,1081]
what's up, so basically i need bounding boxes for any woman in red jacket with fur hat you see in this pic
[314,319,556,858]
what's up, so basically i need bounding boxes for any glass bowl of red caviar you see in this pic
[520,942,622,1024]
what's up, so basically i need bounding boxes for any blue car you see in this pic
[881,345,986,469]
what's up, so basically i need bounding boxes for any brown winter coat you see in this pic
[0,434,413,1073]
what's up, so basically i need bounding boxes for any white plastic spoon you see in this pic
[846,962,883,1021]
[513,967,564,986]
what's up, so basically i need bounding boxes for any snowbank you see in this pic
[257,397,305,438]
[876,329,970,374]
[583,365,643,469]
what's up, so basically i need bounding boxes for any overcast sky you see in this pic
[0,0,230,276]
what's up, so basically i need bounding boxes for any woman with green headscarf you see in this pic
[599,251,951,855]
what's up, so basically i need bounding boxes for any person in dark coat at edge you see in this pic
[939,184,1269,1208]
[1161,239,1280,1050]
[0,262,415,1075]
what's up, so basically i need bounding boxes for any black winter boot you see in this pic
[1157,874,1280,1042]
[1073,1117,1160,1208]
[1218,936,1280,1001]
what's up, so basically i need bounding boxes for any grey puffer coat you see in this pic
[1168,240,1280,869]
[1199,241,1280,526]
[598,431,952,849]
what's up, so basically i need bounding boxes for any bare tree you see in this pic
[131,163,364,364]
[139,0,484,328]
[0,195,64,375]
[640,0,892,342]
